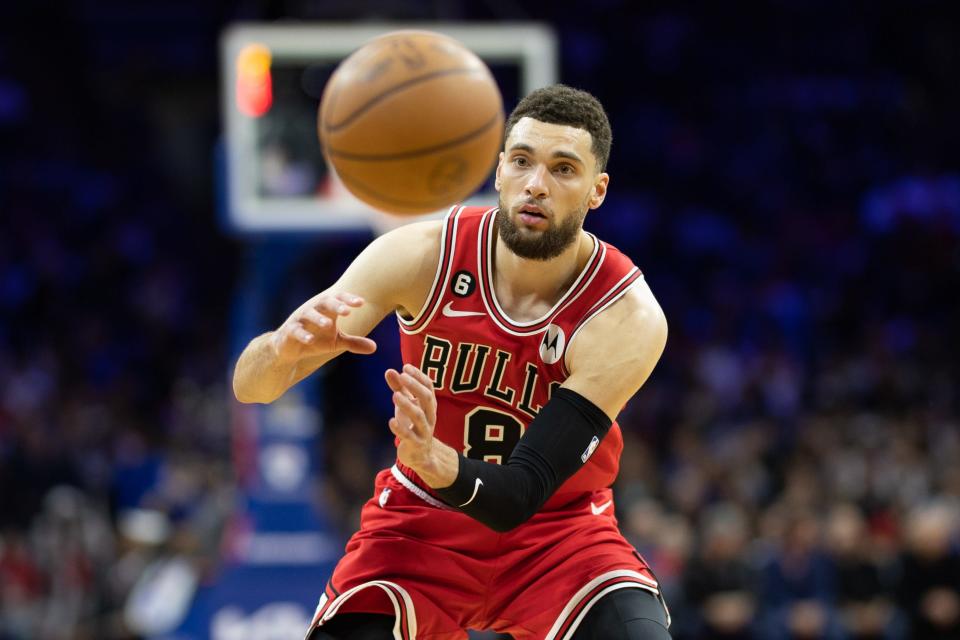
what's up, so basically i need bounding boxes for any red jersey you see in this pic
[395,205,643,507]
[307,205,667,639]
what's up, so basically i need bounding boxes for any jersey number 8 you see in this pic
[463,407,524,464]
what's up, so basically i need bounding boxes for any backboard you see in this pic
[221,23,558,233]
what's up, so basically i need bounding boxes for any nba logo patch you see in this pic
[539,324,566,365]
[581,436,600,463]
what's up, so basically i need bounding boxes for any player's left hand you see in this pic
[384,364,438,471]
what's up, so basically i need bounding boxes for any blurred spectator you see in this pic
[0,531,44,638]
[896,503,960,640]
[824,503,899,640]
[759,509,842,640]
[683,503,758,639]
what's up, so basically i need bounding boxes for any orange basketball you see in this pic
[318,31,504,215]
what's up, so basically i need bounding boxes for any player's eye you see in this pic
[512,156,529,167]
[554,164,574,175]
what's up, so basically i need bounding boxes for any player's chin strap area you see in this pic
[433,387,612,533]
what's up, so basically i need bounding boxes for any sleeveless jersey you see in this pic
[395,205,643,509]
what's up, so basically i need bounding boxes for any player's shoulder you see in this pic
[376,203,485,244]
[563,274,668,416]
[568,276,667,363]
[612,277,665,330]
[367,214,439,262]
[377,217,445,247]
[374,204,491,254]
[595,236,638,271]
[575,234,646,326]
[369,204,483,282]
[457,204,496,218]
[600,276,664,335]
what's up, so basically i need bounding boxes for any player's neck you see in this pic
[492,232,590,318]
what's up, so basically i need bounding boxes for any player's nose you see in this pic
[523,164,549,199]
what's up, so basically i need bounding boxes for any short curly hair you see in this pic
[503,84,612,172]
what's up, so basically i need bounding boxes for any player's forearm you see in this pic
[232,332,299,404]
[430,388,612,532]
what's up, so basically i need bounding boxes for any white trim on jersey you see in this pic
[309,593,328,632]
[476,208,608,337]
[545,569,669,640]
[312,579,418,640]
[397,205,462,335]
[562,271,643,373]
[390,465,453,510]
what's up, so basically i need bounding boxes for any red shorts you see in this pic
[307,467,666,639]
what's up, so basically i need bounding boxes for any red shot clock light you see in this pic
[235,44,273,117]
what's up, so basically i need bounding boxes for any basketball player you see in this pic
[234,85,671,639]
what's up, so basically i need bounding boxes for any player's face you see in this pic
[494,117,609,261]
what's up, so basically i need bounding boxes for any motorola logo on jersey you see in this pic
[539,324,566,365]
[451,270,476,297]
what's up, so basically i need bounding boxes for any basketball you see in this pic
[318,31,504,215]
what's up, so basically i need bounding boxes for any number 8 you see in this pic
[463,407,524,464]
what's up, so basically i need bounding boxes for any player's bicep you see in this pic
[562,278,667,420]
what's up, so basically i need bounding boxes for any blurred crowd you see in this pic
[2,2,959,640]
[0,4,237,637]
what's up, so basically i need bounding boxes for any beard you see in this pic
[495,200,588,261]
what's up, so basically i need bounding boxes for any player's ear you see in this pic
[588,173,609,209]
[494,152,504,191]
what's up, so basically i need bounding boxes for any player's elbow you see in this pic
[233,388,262,404]
[234,387,281,405]
[233,384,262,404]
[232,372,278,404]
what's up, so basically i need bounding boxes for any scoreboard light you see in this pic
[236,43,273,117]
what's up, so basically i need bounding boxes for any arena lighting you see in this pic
[236,43,273,117]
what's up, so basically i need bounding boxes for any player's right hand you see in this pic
[271,291,377,363]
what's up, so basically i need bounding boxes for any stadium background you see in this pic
[1,2,958,639]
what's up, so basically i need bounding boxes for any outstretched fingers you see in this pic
[397,366,436,423]
[384,368,407,394]
[313,296,352,320]
[306,292,374,354]
[281,324,315,347]
[392,390,429,438]
[337,331,377,354]
[385,365,439,441]
[335,292,365,307]
[388,417,407,439]
[403,363,434,388]
[300,308,332,333]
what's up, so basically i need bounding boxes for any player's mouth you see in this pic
[517,203,549,226]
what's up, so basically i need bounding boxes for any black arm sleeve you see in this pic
[433,387,612,532]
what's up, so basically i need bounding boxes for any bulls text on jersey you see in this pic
[420,334,562,419]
